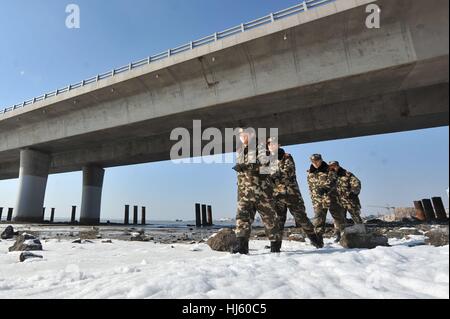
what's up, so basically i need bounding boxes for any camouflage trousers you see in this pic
[275,194,316,237]
[340,198,364,224]
[235,194,282,242]
[344,207,364,224]
[312,201,347,236]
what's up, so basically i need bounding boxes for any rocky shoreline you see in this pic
[1,219,448,246]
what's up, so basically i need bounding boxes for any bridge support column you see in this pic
[13,149,51,223]
[80,165,104,225]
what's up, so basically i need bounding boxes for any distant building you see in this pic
[379,207,417,222]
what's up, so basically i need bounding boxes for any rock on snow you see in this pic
[425,226,449,247]
[8,234,43,252]
[340,225,389,249]
[207,228,237,252]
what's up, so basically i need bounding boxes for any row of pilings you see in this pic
[0,205,148,225]
[6,198,446,226]
[414,197,448,222]
[1,204,216,227]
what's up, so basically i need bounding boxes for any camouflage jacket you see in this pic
[307,162,338,209]
[335,168,362,208]
[273,149,302,197]
[235,142,275,200]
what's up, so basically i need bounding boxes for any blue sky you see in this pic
[0,0,448,221]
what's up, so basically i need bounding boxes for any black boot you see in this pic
[231,237,249,255]
[307,233,324,249]
[270,241,282,253]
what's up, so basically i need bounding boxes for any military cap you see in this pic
[328,161,340,167]
[310,154,323,161]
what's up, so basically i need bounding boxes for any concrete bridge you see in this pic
[0,0,448,224]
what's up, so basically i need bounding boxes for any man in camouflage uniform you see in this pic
[328,161,364,224]
[232,129,283,254]
[307,154,346,243]
[267,138,324,249]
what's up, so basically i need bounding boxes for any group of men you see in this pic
[231,129,364,254]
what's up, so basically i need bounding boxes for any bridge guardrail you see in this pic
[0,0,335,116]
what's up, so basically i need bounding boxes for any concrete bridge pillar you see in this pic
[80,165,104,225]
[13,149,51,223]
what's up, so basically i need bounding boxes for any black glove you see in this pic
[232,164,245,173]
[349,192,359,200]
[318,188,329,196]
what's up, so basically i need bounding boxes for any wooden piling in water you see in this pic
[71,206,77,223]
[0,207,3,221]
[133,206,138,225]
[432,197,448,221]
[42,207,46,221]
[141,206,146,225]
[7,208,13,221]
[201,204,208,227]
[195,203,201,227]
[50,208,55,223]
[207,205,213,226]
[414,201,427,221]
[422,199,436,222]
[124,205,130,225]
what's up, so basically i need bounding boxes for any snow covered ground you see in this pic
[0,235,448,299]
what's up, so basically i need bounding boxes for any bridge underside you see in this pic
[0,73,448,180]
[0,0,448,181]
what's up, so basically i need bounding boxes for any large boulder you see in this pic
[425,227,449,247]
[207,228,238,252]
[340,225,389,249]
[9,233,43,252]
[1,226,18,240]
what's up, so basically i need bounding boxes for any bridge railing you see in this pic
[0,0,335,116]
